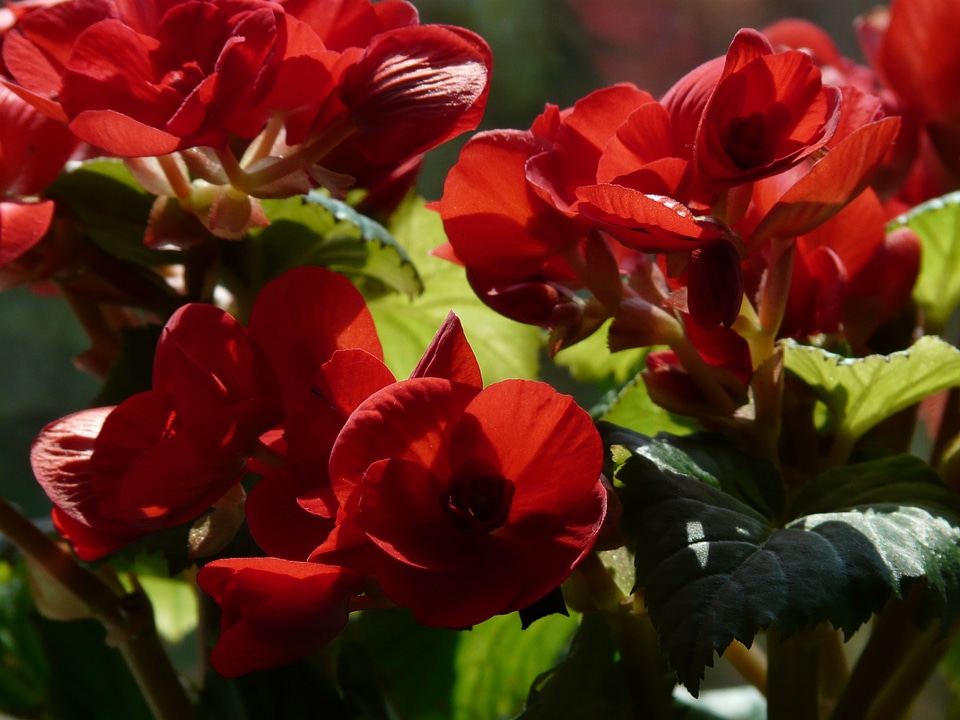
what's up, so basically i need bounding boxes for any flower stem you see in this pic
[724,640,768,695]
[0,498,195,720]
[766,626,820,720]
[575,554,674,719]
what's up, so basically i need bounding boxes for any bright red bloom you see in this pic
[197,558,362,677]
[232,266,386,558]
[31,302,283,559]
[663,28,841,196]
[322,325,606,627]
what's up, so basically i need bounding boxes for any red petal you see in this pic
[248,266,382,411]
[198,558,361,677]
[0,200,54,269]
[450,380,603,521]
[409,312,482,387]
[246,468,335,560]
[750,116,901,242]
[340,24,492,162]
[328,377,476,507]
[577,183,722,252]
[436,129,582,278]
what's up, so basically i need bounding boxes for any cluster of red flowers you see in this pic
[30,265,609,675]
[433,5,960,413]
[0,0,490,271]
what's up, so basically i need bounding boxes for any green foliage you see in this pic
[610,430,960,696]
[345,608,577,720]
[253,192,423,298]
[783,336,960,461]
[368,194,542,383]
[596,371,701,436]
[888,191,960,333]
[515,613,635,720]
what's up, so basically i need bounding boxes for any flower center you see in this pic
[443,472,514,533]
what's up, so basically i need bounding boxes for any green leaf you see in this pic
[46,160,183,267]
[783,336,960,462]
[888,191,960,332]
[254,193,423,298]
[368,194,542,383]
[595,372,701,436]
[346,608,576,720]
[618,451,960,695]
[515,614,635,720]
[599,424,784,520]
[451,612,576,720]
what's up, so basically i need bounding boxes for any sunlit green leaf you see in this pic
[254,193,422,298]
[888,191,960,332]
[618,449,960,695]
[783,336,960,462]
[368,195,541,383]
[596,373,701,436]
[452,612,576,720]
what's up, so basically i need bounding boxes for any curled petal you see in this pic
[340,24,492,162]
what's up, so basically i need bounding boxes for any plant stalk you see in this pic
[766,626,820,720]
[0,498,195,720]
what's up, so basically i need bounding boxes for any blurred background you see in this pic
[0,0,884,517]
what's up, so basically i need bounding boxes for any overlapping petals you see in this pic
[197,558,362,677]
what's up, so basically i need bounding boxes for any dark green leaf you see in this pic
[46,160,183,266]
[599,424,784,520]
[619,452,960,695]
[345,608,459,720]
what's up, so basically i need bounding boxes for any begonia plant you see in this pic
[2,0,960,718]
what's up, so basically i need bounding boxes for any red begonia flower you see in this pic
[327,373,606,628]
[662,28,841,199]
[197,558,362,677]
[525,83,656,216]
[434,124,585,279]
[694,29,841,192]
[31,302,283,558]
